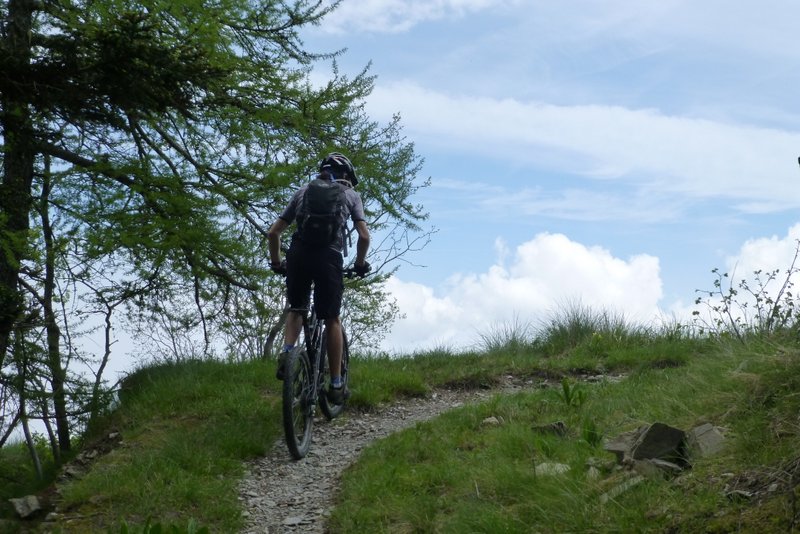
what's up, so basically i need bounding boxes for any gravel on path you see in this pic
[239,380,531,534]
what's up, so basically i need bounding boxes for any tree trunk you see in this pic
[15,332,43,478]
[21,404,43,480]
[36,377,61,464]
[40,160,71,452]
[0,0,36,369]
[90,302,115,426]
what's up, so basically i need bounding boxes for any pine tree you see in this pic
[0,0,429,454]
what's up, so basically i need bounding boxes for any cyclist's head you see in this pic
[319,152,358,187]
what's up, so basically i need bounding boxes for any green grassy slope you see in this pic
[331,343,800,532]
[2,315,799,533]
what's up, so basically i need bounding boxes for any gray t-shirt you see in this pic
[279,180,366,253]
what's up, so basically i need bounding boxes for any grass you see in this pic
[27,359,282,532]
[2,305,798,532]
[329,339,800,533]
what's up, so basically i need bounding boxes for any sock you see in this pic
[281,343,294,353]
[331,376,343,389]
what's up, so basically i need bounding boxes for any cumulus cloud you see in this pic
[674,223,800,331]
[380,232,663,353]
[366,82,800,213]
[725,224,800,276]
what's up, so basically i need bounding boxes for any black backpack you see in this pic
[297,178,346,247]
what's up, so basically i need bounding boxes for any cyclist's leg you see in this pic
[277,310,304,380]
[278,243,312,379]
[283,311,303,346]
[319,319,348,417]
[313,248,344,384]
[324,316,343,382]
[285,242,313,343]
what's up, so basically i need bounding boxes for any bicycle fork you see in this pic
[304,346,324,415]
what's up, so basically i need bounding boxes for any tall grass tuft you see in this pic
[534,301,626,355]
[477,316,536,354]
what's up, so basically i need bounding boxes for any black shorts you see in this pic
[285,241,344,320]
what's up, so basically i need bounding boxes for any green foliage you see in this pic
[1,0,431,481]
[342,272,402,351]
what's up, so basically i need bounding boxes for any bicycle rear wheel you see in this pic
[319,329,350,420]
[282,346,314,459]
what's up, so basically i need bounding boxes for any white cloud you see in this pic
[319,0,511,34]
[594,1,800,60]
[367,82,800,213]
[725,223,800,278]
[482,187,684,223]
[381,232,663,353]
[481,1,800,63]
[318,0,799,57]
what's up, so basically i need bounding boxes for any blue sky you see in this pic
[302,1,800,352]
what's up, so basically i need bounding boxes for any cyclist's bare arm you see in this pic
[267,218,289,266]
[354,220,370,267]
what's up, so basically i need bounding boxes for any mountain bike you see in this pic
[281,268,359,460]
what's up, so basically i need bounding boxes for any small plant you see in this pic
[587,331,609,357]
[558,378,587,408]
[580,418,603,448]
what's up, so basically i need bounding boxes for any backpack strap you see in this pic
[337,184,349,256]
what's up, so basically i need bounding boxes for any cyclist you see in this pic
[267,152,371,404]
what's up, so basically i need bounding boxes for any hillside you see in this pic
[3,312,800,532]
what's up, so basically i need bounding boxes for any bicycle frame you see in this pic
[295,305,327,406]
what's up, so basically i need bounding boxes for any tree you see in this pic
[1,0,429,455]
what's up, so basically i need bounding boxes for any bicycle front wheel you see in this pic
[319,329,350,420]
[282,346,314,460]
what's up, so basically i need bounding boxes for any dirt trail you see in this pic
[239,378,533,533]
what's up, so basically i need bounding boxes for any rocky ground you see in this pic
[239,378,535,534]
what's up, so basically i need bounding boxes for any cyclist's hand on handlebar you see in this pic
[353,261,371,278]
[271,259,288,275]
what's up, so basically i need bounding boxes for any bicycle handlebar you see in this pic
[272,265,368,280]
[343,267,367,280]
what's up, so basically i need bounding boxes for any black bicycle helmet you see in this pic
[319,152,358,186]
